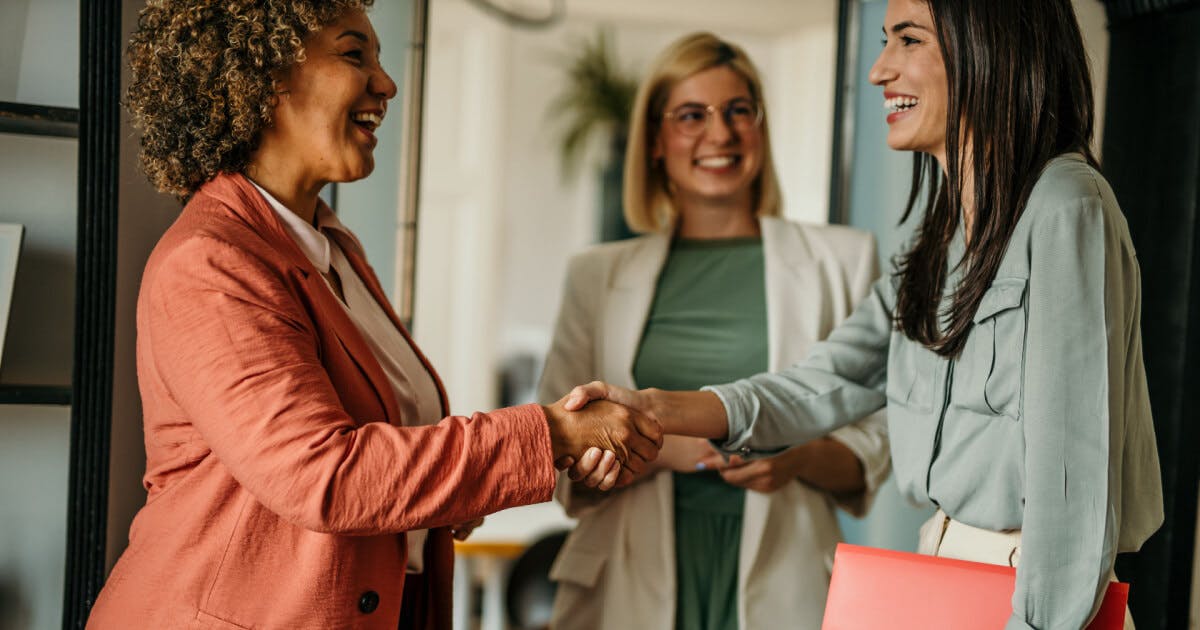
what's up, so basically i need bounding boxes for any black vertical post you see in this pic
[62,0,121,626]
[1103,2,1200,629]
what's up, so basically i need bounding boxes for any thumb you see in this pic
[563,381,611,411]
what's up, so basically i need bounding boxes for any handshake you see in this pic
[542,382,663,491]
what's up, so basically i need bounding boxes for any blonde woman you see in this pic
[539,33,890,630]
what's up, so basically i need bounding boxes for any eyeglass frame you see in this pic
[658,97,764,137]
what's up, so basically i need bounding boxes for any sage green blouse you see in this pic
[706,155,1164,630]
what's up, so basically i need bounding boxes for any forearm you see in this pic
[789,439,866,494]
[645,389,728,439]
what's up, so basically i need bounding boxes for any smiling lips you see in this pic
[883,94,919,124]
[352,111,382,130]
[350,110,383,146]
[694,155,741,170]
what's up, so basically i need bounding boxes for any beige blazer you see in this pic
[538,217,891,630]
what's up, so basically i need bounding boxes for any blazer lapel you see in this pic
[334,232,450,418]
[761,217,824,370]
[740,217,822,595]
[601,234,670,389]
[300,270,407,425]
[201,175,412,426]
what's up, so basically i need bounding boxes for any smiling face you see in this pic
[653,65,764,214]
[868,0,949,165]
[256,8,397,189]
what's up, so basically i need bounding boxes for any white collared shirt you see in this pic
[249,179,438,573]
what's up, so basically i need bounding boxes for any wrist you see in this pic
[541,403,570,460]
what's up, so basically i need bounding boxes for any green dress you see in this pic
[631,237,768,630]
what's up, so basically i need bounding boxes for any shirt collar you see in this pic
[248,179,353,274]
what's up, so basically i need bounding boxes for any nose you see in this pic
[867,44,896,86]
[371,63,398,103]
[704,109,736,144]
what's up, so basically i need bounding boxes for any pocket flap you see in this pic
[548,547,607,587]
[973,278,1027,323]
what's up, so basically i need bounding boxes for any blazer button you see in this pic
[358,590,380,614]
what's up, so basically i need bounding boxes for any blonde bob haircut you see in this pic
[624,32,783,233]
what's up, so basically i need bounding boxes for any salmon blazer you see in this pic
[539,217,892,630]
[88,173,556,630]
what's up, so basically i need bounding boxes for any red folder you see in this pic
[822,543,1128,629]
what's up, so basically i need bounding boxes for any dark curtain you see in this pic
[1102,2,1200,629]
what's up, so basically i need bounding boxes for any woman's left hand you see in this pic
[449,517,485,541]
[715,451,800,494]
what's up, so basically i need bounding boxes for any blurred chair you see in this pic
[504,529,569,630]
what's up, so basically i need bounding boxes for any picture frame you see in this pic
[0,223,23,368]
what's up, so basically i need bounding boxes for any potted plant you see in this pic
[547,30,639,241]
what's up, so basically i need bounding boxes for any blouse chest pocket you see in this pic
[887,337,940,413]
[956,277,1028,419]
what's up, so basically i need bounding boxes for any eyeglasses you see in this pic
[660,98,763,137]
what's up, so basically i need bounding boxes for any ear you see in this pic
[271,68,292,97]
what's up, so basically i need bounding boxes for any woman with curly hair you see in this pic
[86,2,660,628]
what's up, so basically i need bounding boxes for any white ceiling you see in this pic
[472,0,835,35]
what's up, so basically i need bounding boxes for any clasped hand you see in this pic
[543,392,662,491]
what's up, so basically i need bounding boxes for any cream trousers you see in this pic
[917,510,1134,630]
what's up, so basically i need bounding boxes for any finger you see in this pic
[567,448,602,481]
[598,457,622,491]
[564,381,610,411]
[581,450,616,488]
[615,467,635,488]
[719,463,756,486]
[554,456,576,470]
[726,455,747,467]
[621,450,649,477]
[631,411,664,447]
[624,431,661,465]
[695,452,726,471]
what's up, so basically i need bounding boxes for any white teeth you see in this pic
[883,96,919,113]
[695,156,737,168]
[351,112,383,129]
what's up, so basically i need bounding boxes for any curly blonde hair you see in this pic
[127,0,373,200]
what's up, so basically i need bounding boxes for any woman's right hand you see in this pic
[542,397,663,491]
[562,381,730,441]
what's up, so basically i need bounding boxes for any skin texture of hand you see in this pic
[712,453,797,493]
[542,397,663,491]
[695,439,867,495]
[449,517,484,541]
[563,381,729,439]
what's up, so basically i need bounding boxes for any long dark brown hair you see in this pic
[893,0,1097,357]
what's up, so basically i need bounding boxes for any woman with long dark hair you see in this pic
[567,0,1163,627]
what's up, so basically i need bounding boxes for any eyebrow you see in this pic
[882,20,933,35]
[672,97,753,108]
[336,29,382,54]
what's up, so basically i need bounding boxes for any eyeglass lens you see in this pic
[667,98,761,136]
